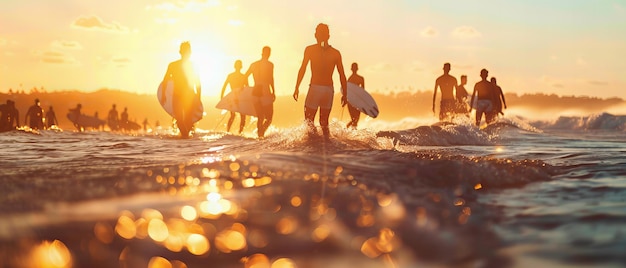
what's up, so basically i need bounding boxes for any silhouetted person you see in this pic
[120,107,129,130]
[220,59,249,134]
[469,69,495,126]
[432,63,458,121]
[107,104,119,131]
[245,46,275,138]
[69,103,83,131]
[346,62,364,129]
[293,23,347,138]
[25,98,44,129]
[45,106,58,129]
[142,118,149,132]
[0,100,20,131]
[455,75,470,117]
[489,77,507,120]
[162,41,202,138]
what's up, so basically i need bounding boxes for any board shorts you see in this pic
[475,99,493,115]
[253,85,274,106]
[439,99,456,115]
[305,85,334,110]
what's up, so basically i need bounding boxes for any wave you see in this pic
[530,112,626,131]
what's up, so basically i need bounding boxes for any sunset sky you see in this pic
[1,0,625,99]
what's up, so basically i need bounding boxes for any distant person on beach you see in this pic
[45,106,58,129]
[432,63,458,121]
[293,23,348,138]
[0,100,20,131]
[469,69,495,126]
[161,41,202,138]
[25,98,44,130]
[107,104,119,131]
[245,46,275,138]
[455,75,470,117]
[489,77,507,120]
[69,103,83,131]
[220,59,249,134]
[346,62,364,129]
[142,118,149,132]
[120,107,129,130]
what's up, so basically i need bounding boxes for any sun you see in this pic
[188,42,229,98]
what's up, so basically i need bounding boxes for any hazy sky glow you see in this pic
[1,0,625,98]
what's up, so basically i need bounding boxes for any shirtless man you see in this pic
[24,98,44,129]
[162,41,202,138]
[432,63,458,121]
[469,69,495,126]
[293,23,348,138]
[346,62,364,129]
[220,60,248,134]
[245,46,275,138]
[489,77,507,120]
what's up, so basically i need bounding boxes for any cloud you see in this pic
[35,50,78,65]
[228,19,244,27]
[541,75,564,88]
[72,15,129,33]
[0,38,6,46]
[147,0,219,12]
[112,57,131,67]
[420,26,438,38]
[52,40,82,50]
[576,57,587,66]
[588,80,608,86]
[451,26,482,39]
[366,62,394,73]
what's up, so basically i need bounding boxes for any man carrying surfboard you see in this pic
[293,23,348,139]
[220,60,249,134]
[245,46,275,138]
[161,41,202,138]
[346,62,364,129]
[432,63,459,121]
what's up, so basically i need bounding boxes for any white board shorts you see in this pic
[305,85,334,110]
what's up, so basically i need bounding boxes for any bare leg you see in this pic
[319,108,331,139]
[239,114,246,134]
[226,111,235,132]
[304,107,318,133]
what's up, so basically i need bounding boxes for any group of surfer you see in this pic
[0,98,58,132]
[166,23,354,139]
[432,63,507,126]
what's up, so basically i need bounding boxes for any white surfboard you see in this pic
[66,113,105,129]
[157,80,204,123]
[215,87,272,117]
[347,82,379,118]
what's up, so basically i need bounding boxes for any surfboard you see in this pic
[157,80,204,123]
[215,87,268,117]
[66,113,105,129]
[347,82,379,118]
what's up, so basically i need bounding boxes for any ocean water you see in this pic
[0,113,625,268]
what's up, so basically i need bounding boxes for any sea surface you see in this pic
[1,113,625,268]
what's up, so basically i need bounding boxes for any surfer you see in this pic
[455,75,470,117]
[107,104,119,131]
[45,106,58,129]
[24,98,45,130]
[489,77,507,120]
[220,59,249,134]
[346,62,364,129]
[245,46,275,138]
[469,69,495,126]
[293,23,348,138]
[432,63,458,121]
[161,41,202,138]
[120,107,129,131]
[69,103,83,131]
[0,100,20,131]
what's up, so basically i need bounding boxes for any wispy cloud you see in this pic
[112,57,131,67]
[147,0,219,12]
[35,50,78,65]
[72,15,129,33]
[588,80,608,86]
[451,26,482,39]
[366,62,394,73]
[541,75,564,88]
[420,26,438,38]
[52,40,82,50]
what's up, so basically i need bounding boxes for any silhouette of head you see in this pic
[234,60,242,70]
[315,23,330,44]
[480,69,488,79]
[179,41,191,59]
[443,63,451,73]
[351,62,358,72]
[112,104,116,108]
[490,77,497,84]
[77,103,82,108]
[262,46,271,59]
[461,75,467,84]
[35,98,40,104]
